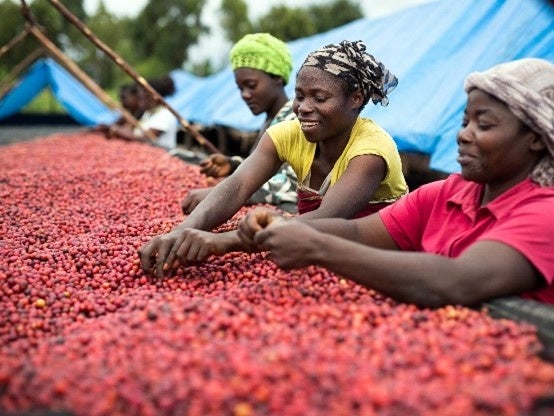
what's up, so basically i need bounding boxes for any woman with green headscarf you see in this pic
[139,40,407,277]
[182,33,298,213]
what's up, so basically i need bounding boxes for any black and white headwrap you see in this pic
[301,40,398,107]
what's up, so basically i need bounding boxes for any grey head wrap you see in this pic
[301,40,398,108]
[464,58,554,187]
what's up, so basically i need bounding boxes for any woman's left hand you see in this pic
[254,220,321,269]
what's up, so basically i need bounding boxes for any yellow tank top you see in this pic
[267,117,408,203]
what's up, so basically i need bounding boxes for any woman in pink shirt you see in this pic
[237,58,554,307]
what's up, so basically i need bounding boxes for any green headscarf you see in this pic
[230,33,293,85]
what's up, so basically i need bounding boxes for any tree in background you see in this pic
[220,0,253,44]
[130,0,208,76]
[0,0,30,79]
[28,0,87,51]
[75,3,132,87]
[309,0,363,34]
[0,0,86,79]
[257,6,317,41]
[220,0,363,43]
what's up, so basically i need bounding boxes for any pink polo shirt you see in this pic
[379,174,554,304]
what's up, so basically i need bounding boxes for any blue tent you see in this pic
[169,68,201,92]
[0,58,118,126]
[170,0,554,173]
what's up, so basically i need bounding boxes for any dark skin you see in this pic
[92,88,142,135]
[234,89,547,308]
[107,88,160,143]
[139,66,388,277]
[183,68,290,211]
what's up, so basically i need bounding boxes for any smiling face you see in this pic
[457,89,545,191]
[234,68,285,117]
[292,66,362,144]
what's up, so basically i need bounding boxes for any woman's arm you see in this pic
[300,154,386,220]
[254,218,539,307]
[108,125,156,144]
[138,133,282,276]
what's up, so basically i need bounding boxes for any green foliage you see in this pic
[1,0,208,88]
[1,0,91,82]
[187,59,215,77]
[131,0,209,70]
[222,0,363,43]
[22,87,66,114]
[76,6,135,87]
[29,0,87,44]
[0,0,41,73]
[308,0,363,33]
[134,56,174,80]
[220,0,253,43]
[255,6,317,41]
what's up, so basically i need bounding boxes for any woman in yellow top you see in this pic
[270,115,405,217]
[139,40,407,276]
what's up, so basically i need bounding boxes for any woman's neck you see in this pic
[481,172,531,205]
[481,157,542,205]
[318,117,359,163]
[265,93,289,123]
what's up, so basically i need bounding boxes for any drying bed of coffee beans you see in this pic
[1,134,553,416]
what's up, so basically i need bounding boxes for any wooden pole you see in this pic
[0,28,30,60]
[45,0,219,154]
[0,48,44,100]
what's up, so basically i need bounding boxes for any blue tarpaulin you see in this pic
[1,0,553,172]
[0,58,118,126]
[170,0,554,173]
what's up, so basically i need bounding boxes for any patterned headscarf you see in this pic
[301,40,398,107]
[230,33,293,85]
[465,58,554,187]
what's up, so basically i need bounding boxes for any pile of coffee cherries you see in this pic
[1,134,553,416]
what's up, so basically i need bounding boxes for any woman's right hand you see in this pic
[138,228,238,277]
[199,154,232,178]
[181,187,213,215]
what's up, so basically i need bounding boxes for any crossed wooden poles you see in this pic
[1,0,219,154]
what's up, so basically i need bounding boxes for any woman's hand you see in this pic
[181,188,213,215]
[237,208,286,247]
[254,220,322,269]
[138,228,240,277]
[138,229,187,277]
[199,154,232,178]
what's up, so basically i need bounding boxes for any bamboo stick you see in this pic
[0,28,30,60]
[0,48,44,100]
[45,0,219,154]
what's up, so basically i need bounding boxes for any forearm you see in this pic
[176,177,251,232]
[297,217,358,241]
[217,230,261,253]
[312,235,471,307]
[110,126,152,143]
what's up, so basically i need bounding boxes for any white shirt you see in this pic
[135,106,178,150]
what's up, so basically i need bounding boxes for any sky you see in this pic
[82,0,436,68]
